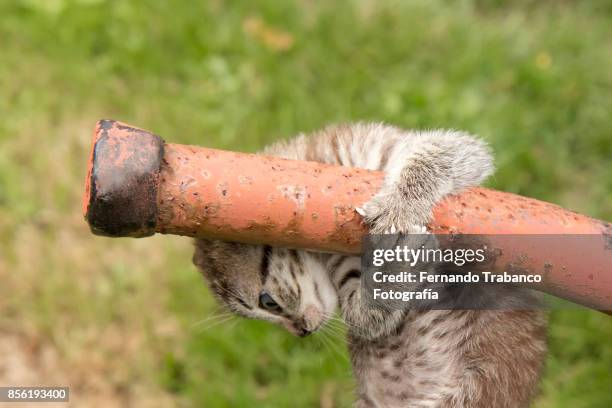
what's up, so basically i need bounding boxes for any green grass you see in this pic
[0,0,610,407]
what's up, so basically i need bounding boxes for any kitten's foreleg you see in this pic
[328,256,405,340]
[339,132,493,339]
[360,131,493,234]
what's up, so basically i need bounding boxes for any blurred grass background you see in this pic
[0,0,610,407]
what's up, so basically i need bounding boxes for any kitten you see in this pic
[193,123,547,407]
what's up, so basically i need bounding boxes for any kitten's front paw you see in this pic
[356,190,430,235]
[341,290,405,340]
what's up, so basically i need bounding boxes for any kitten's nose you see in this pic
[303,304,321,322]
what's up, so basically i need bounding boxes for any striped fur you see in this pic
[193,123,547,407]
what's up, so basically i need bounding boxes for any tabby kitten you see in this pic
[193,123,547,407]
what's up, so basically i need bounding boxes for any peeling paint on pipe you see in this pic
[83,120,612,313]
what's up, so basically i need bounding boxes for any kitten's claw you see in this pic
[408,224,429,234]
[415,225,429,234]
[382,224,398,235]
[355,207,366,217]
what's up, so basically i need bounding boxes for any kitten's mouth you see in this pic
[296,328,313,337]
[282,321,322,337]
[281,304,328,337]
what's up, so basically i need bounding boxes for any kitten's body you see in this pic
[194,124,547,407]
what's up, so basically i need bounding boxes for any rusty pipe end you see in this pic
[83,119,164,237]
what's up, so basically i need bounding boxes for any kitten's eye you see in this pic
[259,292,281,312]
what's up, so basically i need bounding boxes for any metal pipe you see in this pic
[83,120,611,312]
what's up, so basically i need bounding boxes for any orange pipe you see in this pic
[83,120,611,312]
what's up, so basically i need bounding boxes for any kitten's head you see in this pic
[193,239,337,337]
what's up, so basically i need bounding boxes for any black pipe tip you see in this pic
[84,120,164,237]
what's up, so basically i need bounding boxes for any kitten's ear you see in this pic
[193,238,214,269]
[194,237,214,248]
